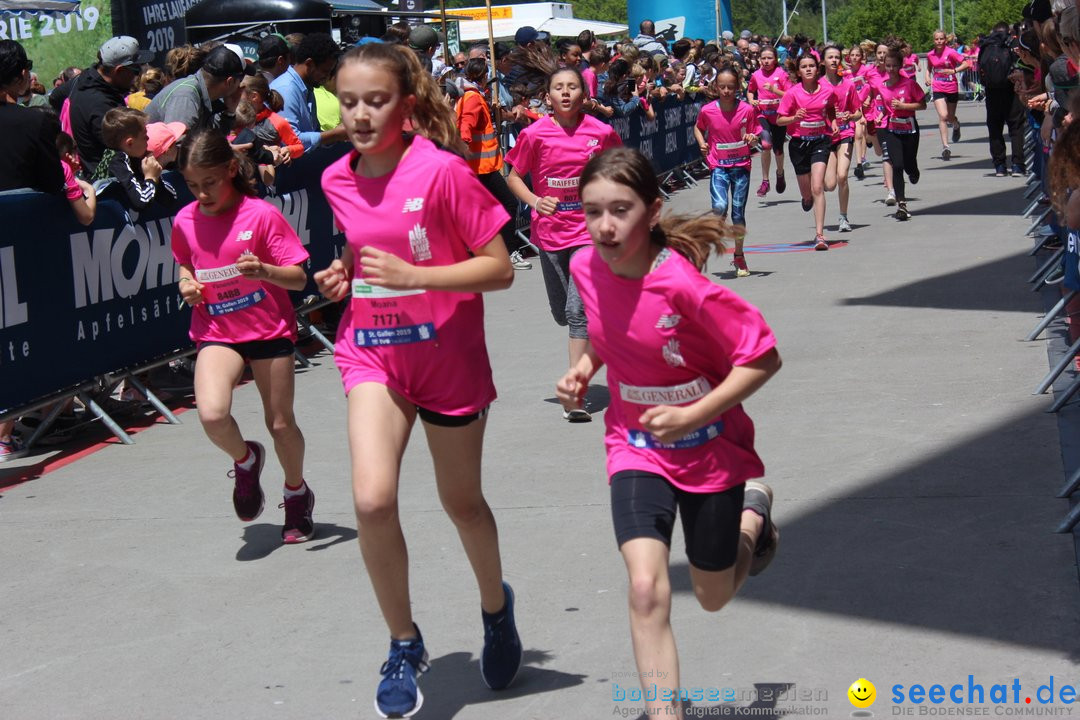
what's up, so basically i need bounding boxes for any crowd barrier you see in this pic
[0,98,706,426]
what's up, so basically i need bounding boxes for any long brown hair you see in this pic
[580,148,733,270]
[338,42,465,155]
[242,73,284,112]
[177,128,258,198]
[1049,95,1080,218]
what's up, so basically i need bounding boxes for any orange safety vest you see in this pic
[455,89,503,175]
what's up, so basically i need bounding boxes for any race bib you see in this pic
[627,420,725,450]
[888,116,914,132]
[837,122,851,132]
[547,176,582,212]
[934,72,953,82]
[758,98,780,115]
[351,279,436,346]
[714,141,750,163]
[195,264,266,316]
[800,119,827,131]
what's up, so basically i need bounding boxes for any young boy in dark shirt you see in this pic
[96,106,178,211]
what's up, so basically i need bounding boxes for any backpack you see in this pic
[979,38,1014,89]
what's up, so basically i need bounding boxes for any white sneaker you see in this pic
[562,407,592,423]
[838,216,852,233]
[885,190,897,206]
[509,251,532,270]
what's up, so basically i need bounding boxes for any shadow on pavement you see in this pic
[419,649,586,719]
[914,186,1027,215]
[840,252,1039,312]
[236,522,358,561]
[665,408,1080,659]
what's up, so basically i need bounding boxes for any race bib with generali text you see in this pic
[195,264,266,316]
[547,176,582,212]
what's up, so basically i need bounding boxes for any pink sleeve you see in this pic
[695,283,777,367]
[63,162,81,201]
[171,215,192,266]
[695,107,708,131]
[438,159,511,251]
[503,127,534,174]
[910,80,926,103]
[747,73,759,94]
[260,205,311,268]
[777,91,795,117]
[604,125,622,150]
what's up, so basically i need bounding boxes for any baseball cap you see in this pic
[257,35,290,64]
[99,36,154,68]
[203,44,256,79]
[1023,0,1052,23]
[515,26,539,45]
[536,30,551,42]
[409,25,443,51]
[145,121,186,159]
[721,30,734,41]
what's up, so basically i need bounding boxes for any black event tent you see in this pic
[184,0,333,44]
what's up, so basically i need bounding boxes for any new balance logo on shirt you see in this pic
[402,198,424,213]
[236,230,253,242]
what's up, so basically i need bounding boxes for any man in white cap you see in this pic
[51,36,152,176]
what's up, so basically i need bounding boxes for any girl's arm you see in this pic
[177,263,205,306]
[314,245,354,301]
[358,235,513,294]
[639,348,782,443]
[556,343,604,411]
[693,125,708,155]
[69,178,96,226]
[506,166,557,216]
[235,253,308,291]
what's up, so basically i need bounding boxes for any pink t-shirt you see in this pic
[583,67,598,98]
[571,246,776,492]
[171,195,309,344]
[824,77,861,141]
[320,134,509,414]
[848,63,872,95]
[695,100,757,169]
[504,113,621,252]
[872,76,926,133]
[777,82,834,138]
[902,54,919,78]
[62,161,81,201]
[863,67,888,122]
[747,66,791,119]
[926,47,965,93]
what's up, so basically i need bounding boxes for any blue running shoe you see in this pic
[481,582,523,690]
[375,625,429,718]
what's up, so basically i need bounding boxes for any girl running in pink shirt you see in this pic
[864,43,897,205]
[822,45,863,233]
[777,53,835,250]
[869,48,927,221]
[558,146,782,720]
[313,43,520,719]
[693,65,759,277]
[925,29,970,160]
[746,46,791,198]
[505,64,622,422]
[171,129,314,545]
[847,45,873,179]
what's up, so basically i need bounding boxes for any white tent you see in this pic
[0,0,79,10]
[453,2,627,43]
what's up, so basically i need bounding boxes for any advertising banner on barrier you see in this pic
[607,96,703,175]
[0,143,348,414]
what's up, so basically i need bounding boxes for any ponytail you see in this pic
[268,88,284,113]
[339,43,465,156]
[581,148,734,271]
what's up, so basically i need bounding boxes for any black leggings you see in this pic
[878,129,920,202]
[478,170,527,254]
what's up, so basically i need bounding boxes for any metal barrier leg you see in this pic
[678,168,698,187]
[1058,466,1080,498]
[1029,231,1060,256]
[1055,501,1080,533]
[1027,207,1054,236]
[298,316,335,354]
[1034,335,1080,394]
[24,399,69,449]
[125,374,181,425]
[1026,291,1077,342]
[1028,246,1064,284]
[1049,374,1080,412]
[77,391,134,445]
[294,349,311,368]
[1025,181,1043,199]
[1023,194,1046,219]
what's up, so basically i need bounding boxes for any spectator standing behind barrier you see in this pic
[270,32,347,152]
[256,35,292,83]
[51,36,152,176]
[408,24,446,77]
[55,130,97,226]
[455,57,533,271]
[126,67,166,111]
[146,45,250,135]
[94,107,179,211]
[980,22,1027,176]
[634,20,668,57]
[241,74,303,160]
[0,39,68,463]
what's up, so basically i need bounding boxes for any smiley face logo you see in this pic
[848,678,876,708]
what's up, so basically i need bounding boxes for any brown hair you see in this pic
[233,99,257,129]
[101,107,148,150]
[338,42,464,155]
[580,148,732,270]
[242,73,284,112]
[177,128,258,197]
[165,44,207,80]
[138,67,167,97]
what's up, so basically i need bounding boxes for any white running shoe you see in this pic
[885,189,897,206]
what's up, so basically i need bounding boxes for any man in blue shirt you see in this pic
[270,32,347,152]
